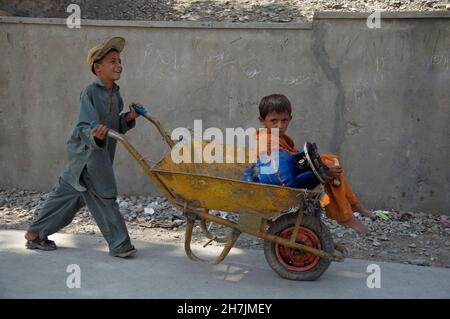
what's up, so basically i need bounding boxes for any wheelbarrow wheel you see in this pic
[263,212,334,281]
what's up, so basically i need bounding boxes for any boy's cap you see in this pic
[87,37,125,74]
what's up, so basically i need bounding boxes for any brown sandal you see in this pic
[26,237,57,251]
[114,245,137,258]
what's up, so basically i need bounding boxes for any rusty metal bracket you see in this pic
[290,210,304,243]
[184,218,241,265]
[200,218,229,244]
[237,212,262,236]
[183,211,197,223]
[332,243,348,262]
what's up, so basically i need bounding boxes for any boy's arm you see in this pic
[74,89,105,149]
[118,112,136,134]
[118,97,138,134]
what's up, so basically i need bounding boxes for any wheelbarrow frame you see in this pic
[106,108,347,276]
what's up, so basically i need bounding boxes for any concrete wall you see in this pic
[1,13,449,214]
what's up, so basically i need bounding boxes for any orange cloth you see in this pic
[255,130,359,222]
[255,129,298,155]
[319,192,331,208]
[320,154,359,222]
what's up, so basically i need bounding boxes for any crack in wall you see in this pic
[312,22,346,154]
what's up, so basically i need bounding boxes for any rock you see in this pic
[408,243,417,248]
[379,236,390,241]
[431,225,440,232]
[372,241,381,247]
[147,201,163,213]
[399,212,413,221]
[441,216,450,228]
[410,258,431,267]
[118,201,129,209]
[144,207,155,215]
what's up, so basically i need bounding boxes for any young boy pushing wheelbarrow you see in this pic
[24,37,144,258]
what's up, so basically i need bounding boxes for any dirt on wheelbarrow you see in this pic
[1,188,449,268]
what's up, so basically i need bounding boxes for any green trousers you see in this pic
[28,169,132,256]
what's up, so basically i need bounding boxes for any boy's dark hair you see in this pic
[91,48,120,75]
[258,94,292,119]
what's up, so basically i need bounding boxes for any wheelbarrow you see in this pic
[100,105,347,281]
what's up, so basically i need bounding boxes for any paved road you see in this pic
[1,229,449,299]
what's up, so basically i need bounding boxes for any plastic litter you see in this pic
[373,210,390,221]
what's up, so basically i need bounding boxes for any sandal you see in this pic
[114,245,137,258]
[25,237,57,251]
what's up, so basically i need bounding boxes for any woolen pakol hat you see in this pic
[87,37,125,74]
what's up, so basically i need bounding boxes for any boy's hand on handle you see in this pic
[91,124,108,140]
[126,100,142,122]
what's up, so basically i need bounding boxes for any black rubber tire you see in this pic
[263,213,334,281]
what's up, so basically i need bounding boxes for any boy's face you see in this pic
[94,50,122,81]
[259,111,292,135]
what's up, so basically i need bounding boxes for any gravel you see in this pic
[1,188,449,268]
[1,0,449,23]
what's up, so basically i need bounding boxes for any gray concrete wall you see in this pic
[0,13,449,214]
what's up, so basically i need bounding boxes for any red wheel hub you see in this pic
[275,226,321,271]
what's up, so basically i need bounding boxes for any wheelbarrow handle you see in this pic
[130,105,175,149]
[90,122,110,131]
[90,122,112,137]
[131,104,148,116]
[93,103,175,149]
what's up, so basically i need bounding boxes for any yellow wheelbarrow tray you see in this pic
[105,105,347,281]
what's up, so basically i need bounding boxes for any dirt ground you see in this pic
[1,0,449,23]
[2,189,449,268]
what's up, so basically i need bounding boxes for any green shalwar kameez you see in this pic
[28,79,135,256]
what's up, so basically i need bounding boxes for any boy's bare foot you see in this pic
[24,230,39,241]
[339,218,369,236]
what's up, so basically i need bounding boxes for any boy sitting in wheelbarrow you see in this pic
[24,37,142,257]
[251,94,374,235]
